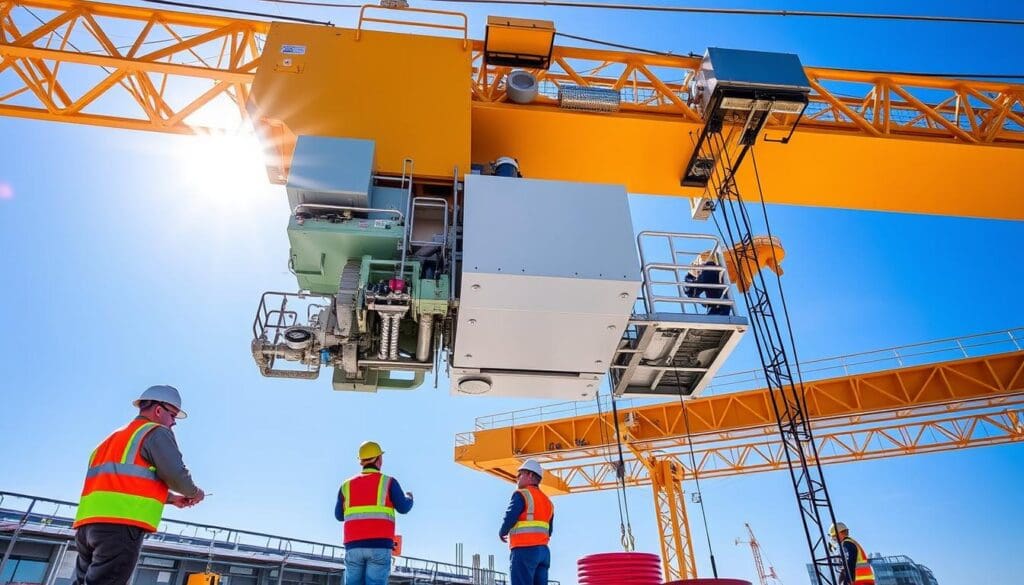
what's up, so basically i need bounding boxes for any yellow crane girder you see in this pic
[454,333,1024,579]
[454,347,1024,492]
[3,0,1024,217]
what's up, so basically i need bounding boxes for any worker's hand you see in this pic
[184,488,206,507]
[499,534,508,544]
[167,494,190,509]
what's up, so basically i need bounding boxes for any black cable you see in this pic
[141,0,334,25]
[20,7,116,77]
[594,392,629,545]
[811,66,1024,80]
[748,142,848,583]
[558,31,1023,80]
[706,125,845,584]
[608,393,636,551]
[149,1,1022,80]
[679,398,718,578]
[425,0,1024,26]
[555,31,697,58]
[257,0,361,6]
[749,147,814,434]
[745,148,806,393]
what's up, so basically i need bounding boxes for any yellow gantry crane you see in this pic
[2,0,1023,581]
[454,331,1024,580]
[1,0,1023,220]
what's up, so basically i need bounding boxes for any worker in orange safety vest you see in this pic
[72,385,205,585]
[830,522,875,585]
[499,459,554,585]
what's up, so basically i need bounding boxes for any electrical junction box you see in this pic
[285,135,375,211]
[451,175,641,400]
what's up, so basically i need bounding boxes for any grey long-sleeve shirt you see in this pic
[136,418,200,498]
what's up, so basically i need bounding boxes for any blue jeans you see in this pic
[345,547,392,585]
[510,545,550,585]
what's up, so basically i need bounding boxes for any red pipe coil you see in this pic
[577,552,663,585]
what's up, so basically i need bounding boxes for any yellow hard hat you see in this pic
[829,522,848,537]
[358,441,384,460]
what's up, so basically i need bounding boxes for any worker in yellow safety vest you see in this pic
[72,385,205,585]
[499,459,554,585]
[830,522,875,585]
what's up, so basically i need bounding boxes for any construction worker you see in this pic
[335,441,414,585]
[684,259,731,316]
[830,522,875,585]
[72,385,205,585]
[499,459,554,585]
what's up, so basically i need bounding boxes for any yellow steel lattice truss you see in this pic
[0,0,267,133]
[3,0,1024,217]
[455,347,1024,491]
[455,333,1024,579]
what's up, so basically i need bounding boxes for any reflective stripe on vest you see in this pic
[74,420,169,532]
[341,469,396,544]
[509,486,552,549]
[846,537,875,585]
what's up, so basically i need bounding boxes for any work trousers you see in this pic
[510,545,550,585]
[344,547,392,585]
[72,523,145,585]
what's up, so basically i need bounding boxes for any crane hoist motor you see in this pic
[250,135,750,399]
[242,23,815,400]
[684,48,811,219]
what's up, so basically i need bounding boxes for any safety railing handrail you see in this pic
[0,491,507,580]
[636,231,736,315]
[409,196,450,268]
[356,5,469,48]
[469,327,1024,430]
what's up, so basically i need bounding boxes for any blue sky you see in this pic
[2,1,1024,584]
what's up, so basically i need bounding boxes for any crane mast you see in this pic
[680,48,844,584]
[737,523,781,585]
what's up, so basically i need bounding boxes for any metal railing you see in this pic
[0,491,511,584]
[409,196,450,267]
[293,203,405,224]
[467,328,1024,431]
[252,291,334,378]
[702,327,1024,396]
[636,231,736,316]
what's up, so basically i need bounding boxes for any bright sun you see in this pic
[175,133,274,202]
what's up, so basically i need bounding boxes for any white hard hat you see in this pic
[133,385,187,419]
[829,522,848,537]
[517,459,544,478]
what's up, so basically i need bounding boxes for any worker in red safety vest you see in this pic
[335,441,414,585]
[499,459,554,585]
[72,385,205,585]
[830,522,876,585]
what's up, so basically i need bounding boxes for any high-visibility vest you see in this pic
[74,419,169,532]
[508,486,553,549]
[341,469,396,544]
[845,537,875,585]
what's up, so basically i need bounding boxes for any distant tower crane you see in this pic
[736,523,782,585]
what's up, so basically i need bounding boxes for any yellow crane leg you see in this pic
[651,457,698,582]
[627,444,699,583]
